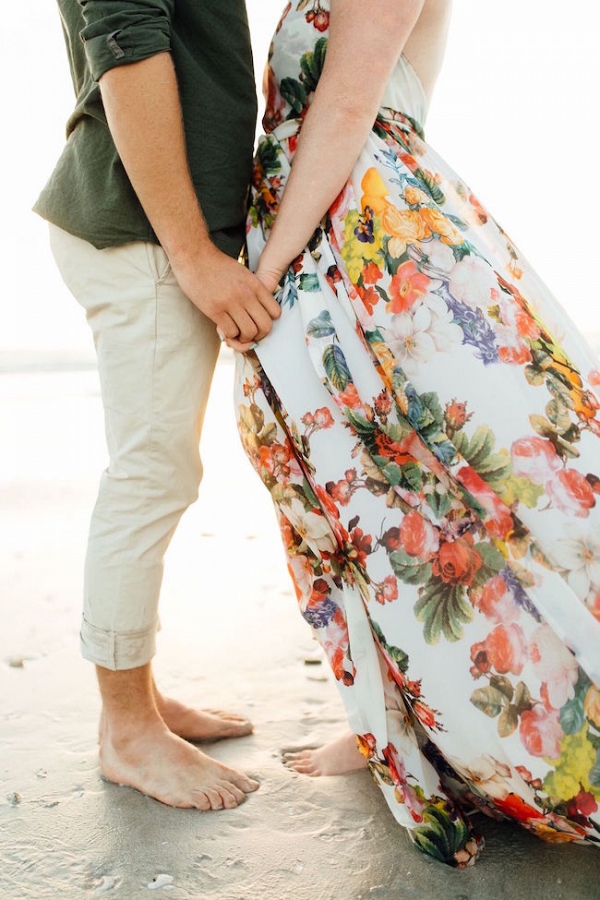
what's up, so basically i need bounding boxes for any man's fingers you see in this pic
[256,283,282,319]
[215,312,239,342]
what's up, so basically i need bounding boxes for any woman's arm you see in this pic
[257,0,425,289]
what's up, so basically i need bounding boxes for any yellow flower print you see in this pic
[543,725,598,800]
[419,207,464,246]
[381,205,431,259]
[360,167,389,214]
[584,685,600,728]
[404,186,430,206]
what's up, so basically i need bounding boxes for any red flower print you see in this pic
[387,261,430,314]
[514,309,541,341]
[519,706,563,758]
[571,790,598,818]
[357,284,379,316]
[444,398,472,433]
[374,390,393,418]
[413,700,439,729]
[510,436,561,484]
[470,623,527,676]
[374,575,398,605]
[363,261,383,285]
[498,343,532,365]
[313,407,335,429]
[474,574,519,624]
[348,527,372,569]
[334,383,363,410]
[494,793,545,822]
[545,468,596,518]
[432,534,482,586]
[381,526,401,551]
[326,478,353,506]
[399,510,439,560]
[373,432,414,466]
[456,466,514,540]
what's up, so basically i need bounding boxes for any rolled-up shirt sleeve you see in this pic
[78,0,175,81]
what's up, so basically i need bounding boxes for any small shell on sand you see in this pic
[36,768,48,779]
[147,874,174,890]
[8,657,26,668]
[6,792,22,806]
[94,875,117,892]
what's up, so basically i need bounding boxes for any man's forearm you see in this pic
[99,51,212,266]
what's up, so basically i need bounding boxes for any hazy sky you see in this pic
[2,1,598,355]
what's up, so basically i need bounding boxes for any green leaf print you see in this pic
[413,805,471,864]
[256,138,281,175]
[345,408,376,438]
[414,581,473,644]
[560,694,586,736]
[470,685,507,718]
[280,77,307,116]
[298,273,320,293]
[322,345,351,391]
[489,675,514,702]
[299,37,328,93]
[420,391,445,428]
[389,548,432,586]
[414,169,446,205]
[306,309,335,338]
[454,425,512,489]
[497,705,519,738]
[371,620,409,672]
[589,750,600,790]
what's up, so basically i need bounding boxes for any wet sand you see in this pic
[1,353,599,899]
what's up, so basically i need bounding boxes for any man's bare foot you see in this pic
[100,718,259,810]
[154,693,253,743]
[282,732,369,777]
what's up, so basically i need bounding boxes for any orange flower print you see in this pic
[432,534,482,586]
[387,261,431,314]
[334,383,363,410]
[360,167,389,215]
[363,261,383,284]
[519,706,562,758]
[470,623,527,676]
[419,207,464,245]
[545,468,596,518]
[399,509,439,560]
[494,792,546,822]
[374,574,399,605]
[380,205,430,258]
[357,284,379,315]
[474,574,520,624]
[584,685,600,727]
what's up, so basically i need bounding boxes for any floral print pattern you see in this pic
[235,1,600,866]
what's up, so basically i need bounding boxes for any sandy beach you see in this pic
[1,353,599,900]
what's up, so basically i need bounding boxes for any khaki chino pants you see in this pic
[50,224,221,669]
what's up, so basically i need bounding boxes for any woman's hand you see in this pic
[255,262,285,295]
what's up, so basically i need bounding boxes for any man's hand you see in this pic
[171,245,281,353]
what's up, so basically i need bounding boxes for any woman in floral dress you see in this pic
[233,0,600,867]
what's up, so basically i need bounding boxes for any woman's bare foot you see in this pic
[283,732,369,777]
[100,718,259,810]
[154,693,253,743]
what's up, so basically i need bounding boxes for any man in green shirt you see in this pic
[35,0,279,810]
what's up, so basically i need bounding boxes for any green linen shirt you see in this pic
[34,0,258,257]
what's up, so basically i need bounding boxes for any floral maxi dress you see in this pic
[235,1,600,867]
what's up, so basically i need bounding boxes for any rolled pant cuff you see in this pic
[80,617,158,670]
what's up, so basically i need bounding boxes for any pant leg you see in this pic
[49,224,221,669]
